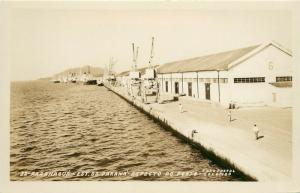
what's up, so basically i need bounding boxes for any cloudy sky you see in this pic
[7,3,292,80]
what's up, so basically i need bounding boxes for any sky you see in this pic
[8,6,292,80]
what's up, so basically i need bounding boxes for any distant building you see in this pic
[157,41,293,107]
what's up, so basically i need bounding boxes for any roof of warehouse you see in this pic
[269,82,292,88]
[118,66,148,76]
[157,45,261,73]
[118,65,159,76]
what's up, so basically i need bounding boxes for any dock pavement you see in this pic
[107,85,292,181]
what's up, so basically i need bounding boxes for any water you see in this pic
[10,81,242,181]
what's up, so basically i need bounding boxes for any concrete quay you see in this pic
[105,84,292,182]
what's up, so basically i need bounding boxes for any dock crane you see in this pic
[132,43,139,72]
[142,37,159,103]
[108,57,116,75]
[148,37,155,69]
[104,57,116,86]
[129,43,142,96]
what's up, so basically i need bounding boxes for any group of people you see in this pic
[178,102,262,141]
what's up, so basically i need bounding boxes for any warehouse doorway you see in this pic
[165,81,168,92]
[175,82,179,94]
[188,82,192,96]
[205,83,210,100]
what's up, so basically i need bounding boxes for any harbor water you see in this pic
[10,81,242,181]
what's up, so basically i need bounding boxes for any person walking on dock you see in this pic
[227,110,232,122]
[179,103,183,113]
[252,124,260,140]
[191,129,198,139]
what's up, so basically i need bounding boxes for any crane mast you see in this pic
[132,43,139,71]
[109,57,116,75]
[132,43,135,70]
[149,37,154,69]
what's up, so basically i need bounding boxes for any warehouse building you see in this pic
[157,41,293,107]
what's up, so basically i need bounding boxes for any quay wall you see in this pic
[105,84,256,181]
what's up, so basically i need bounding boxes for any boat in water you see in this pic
[51,78,60,83]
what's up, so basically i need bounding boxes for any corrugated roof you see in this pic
[157,45,260,73]
[118,65,159,76]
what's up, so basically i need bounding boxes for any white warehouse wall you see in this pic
[158,71,230,105]
[228,45,292,107]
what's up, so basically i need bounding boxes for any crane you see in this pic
[132,43,139,71]
[108,57,116,75]
[148,37,155,69]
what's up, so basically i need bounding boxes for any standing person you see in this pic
[156,82,160,103]
[252,124,260,140]
[191,129,198,139]
[227,110,232,122]
[179,103,183,113]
